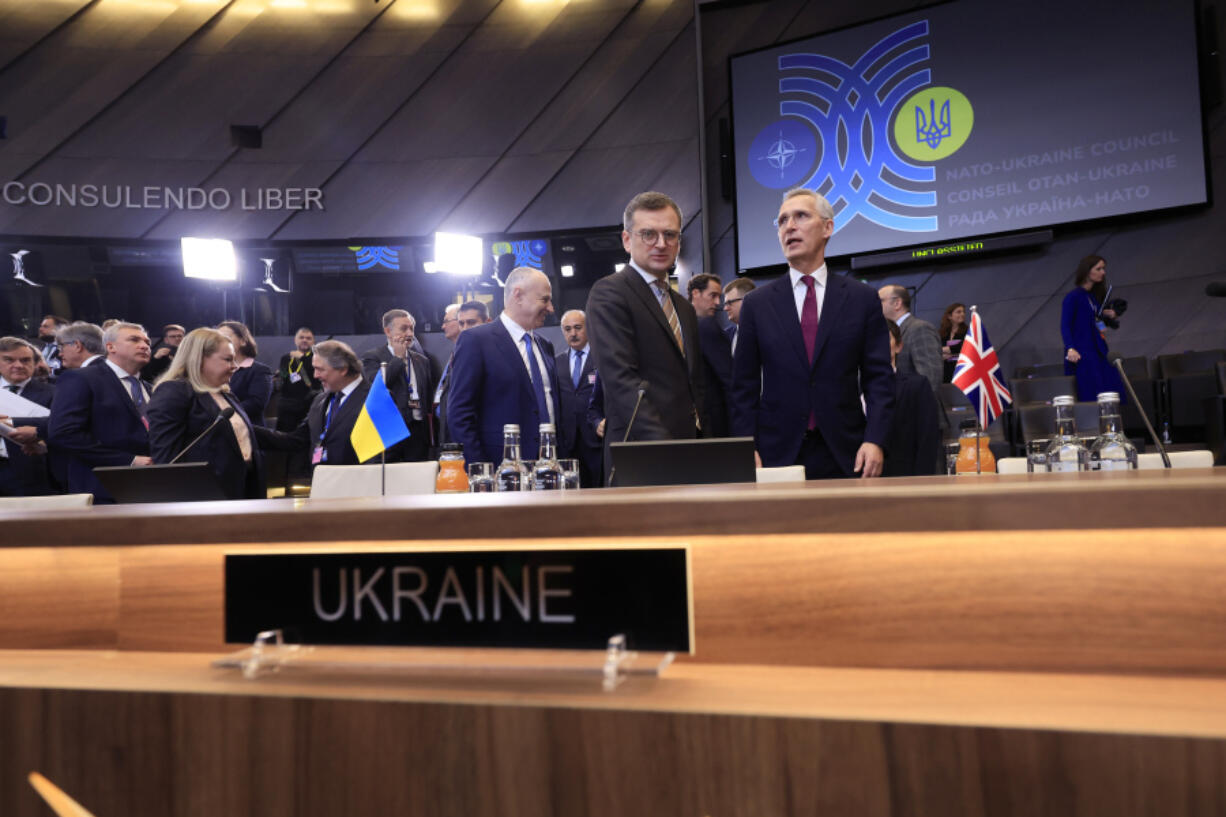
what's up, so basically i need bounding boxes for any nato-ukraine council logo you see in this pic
[491,239,548,270]
[748,20,973,233]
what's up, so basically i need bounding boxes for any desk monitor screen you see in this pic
[93,462,228,504]
[610,437,757,487]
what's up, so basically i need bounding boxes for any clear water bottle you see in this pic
[1089,391,1137,470]
[533,423,563,491]
[496,424,528,492]
[1045,395,1090,472]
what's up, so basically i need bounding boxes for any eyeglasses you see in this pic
[633,229,681,246]
[773,210,819,230]
[724,297,744,306]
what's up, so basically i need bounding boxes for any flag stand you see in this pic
[380,362,388,496]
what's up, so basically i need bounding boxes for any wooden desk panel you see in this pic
[3,528,1225,675]
[2,652,1226,817]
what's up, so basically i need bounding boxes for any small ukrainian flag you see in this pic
[350,367,411,463]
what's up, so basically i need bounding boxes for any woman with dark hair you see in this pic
[217,320,274,427]
[147,328,265,499]
[1061,255,1124,402]
[938,302,967,383]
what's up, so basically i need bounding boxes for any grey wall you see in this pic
[698,0,1226,375]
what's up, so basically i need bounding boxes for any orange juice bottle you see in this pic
[954,419,996,474]
[435,443,468,493]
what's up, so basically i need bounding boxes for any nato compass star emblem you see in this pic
[758,130,807,180]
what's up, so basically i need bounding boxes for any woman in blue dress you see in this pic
[1061,254,1124,402]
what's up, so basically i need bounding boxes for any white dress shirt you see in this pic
[105,359,149,404]
[499,311,556,426]
[789,264,828,322]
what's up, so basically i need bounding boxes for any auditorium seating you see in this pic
[1158,349,1226,442]
[1013,363,1066,379]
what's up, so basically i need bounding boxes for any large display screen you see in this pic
[730,0,1207,268]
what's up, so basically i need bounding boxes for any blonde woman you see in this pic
[147,327,265,499]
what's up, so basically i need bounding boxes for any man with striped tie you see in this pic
[586,191,704,484]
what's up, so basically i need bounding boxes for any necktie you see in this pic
[800,276,819,430]
[571,350,583,389]
[522,334,551,426]
[125,376,149,429]
[5,385,17,394]
[652,280,685,357]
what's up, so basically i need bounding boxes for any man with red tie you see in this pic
[730,188,894,480]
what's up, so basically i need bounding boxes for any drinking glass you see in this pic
[467,462,495,493]
[558,458,581,490]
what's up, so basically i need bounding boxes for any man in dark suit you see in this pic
[447,268,561,465]
[264,340,370,467]
[879,284,943,391]
[433,300,489,449]
[586,191,704,482]
[0,338,56,495]
[35,314,69,378]
[47,322,154,502]
[361,309,434,462]
[882,321,942,477]
[555,309,601,487]
[731,188,894,480]
[55,322,106,371]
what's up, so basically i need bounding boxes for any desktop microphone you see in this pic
[169,407,236,464]
[607,381,649,487]
[1111,358,1170,468]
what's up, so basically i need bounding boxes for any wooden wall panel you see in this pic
[1,686,1225,817]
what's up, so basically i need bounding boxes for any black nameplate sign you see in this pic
[225,548,692,653]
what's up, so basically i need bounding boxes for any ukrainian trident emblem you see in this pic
[915,98,951,149]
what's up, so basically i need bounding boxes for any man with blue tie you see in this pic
[447,267,561,465]
[47,322,154,501]
[731,188,894,479]
[555,309,601,487]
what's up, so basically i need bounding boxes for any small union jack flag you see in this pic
[951,307,1012,426]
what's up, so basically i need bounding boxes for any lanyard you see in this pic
[320,392,341,442]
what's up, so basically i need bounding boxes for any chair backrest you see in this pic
[1137,450,1215,470]
[1011,376,1076,406]
[1018,403,1054,442]
[1217,361,1226,395]
[937,383,973,410]
[1013,365,1037,380]
[310,462,440,498]
[1118,355,1153,380]
[1158,349,1226,378]
[755,465,806,483]
[0,493,94,511]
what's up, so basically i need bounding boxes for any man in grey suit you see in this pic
[586,191,704,483]
[879,285,943,391]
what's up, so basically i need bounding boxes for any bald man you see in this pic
[555,309,601,487]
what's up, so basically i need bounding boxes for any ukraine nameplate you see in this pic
[225,547,692,653]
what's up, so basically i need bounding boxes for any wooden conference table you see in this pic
[1,469,1225,816]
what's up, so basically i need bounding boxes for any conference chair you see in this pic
[309,462,440,499]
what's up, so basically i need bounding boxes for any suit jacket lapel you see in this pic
[811,273,848,368]
[626,270,685,362]
[491,320,535,405]
[767,275,810,369]
[102,366,147,427]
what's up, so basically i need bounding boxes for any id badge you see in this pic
[289,372,302,384]
[311,445,325,465]
[588,372,597,385]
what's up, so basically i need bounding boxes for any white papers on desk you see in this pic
[0,388,50,419]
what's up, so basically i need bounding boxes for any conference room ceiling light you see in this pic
[434,232,483,276]
[181,238,238,281]
[560,264,574,278]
